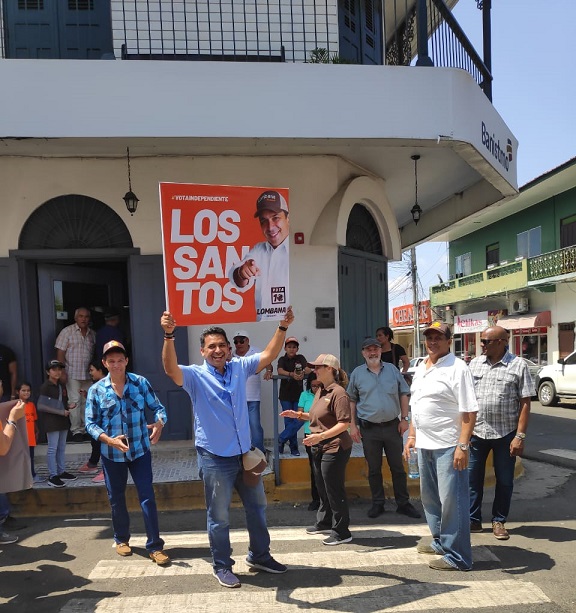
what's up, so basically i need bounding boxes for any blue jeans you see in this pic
[247,400,265,452]
[469,431,517,524]
[46,430,68,477]
[197,446,272,571]
[419,446,472,570]
[279,400,304,451]
[0,493,10,524]
[101,451,164,553]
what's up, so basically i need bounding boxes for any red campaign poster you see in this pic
[160,183,290,326]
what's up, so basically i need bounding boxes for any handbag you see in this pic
[37,394,66,416]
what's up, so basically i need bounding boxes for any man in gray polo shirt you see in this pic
[347,338,421,519]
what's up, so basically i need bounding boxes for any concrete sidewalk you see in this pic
[8,438,508,518]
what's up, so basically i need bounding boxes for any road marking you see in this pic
[539,448,576,461]
[123,523,430,548]
[61,580,550,612]
[90,546,499,580]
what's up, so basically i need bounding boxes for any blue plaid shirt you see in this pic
[85,372,167,462]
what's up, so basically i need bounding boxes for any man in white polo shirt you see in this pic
[405,321,478,572]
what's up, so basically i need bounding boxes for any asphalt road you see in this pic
[1,402,575,613]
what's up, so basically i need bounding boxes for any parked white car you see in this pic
[535,351,576,406]
[406,357,426,375]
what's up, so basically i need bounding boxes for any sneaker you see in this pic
[492,521,510,540]
[79,462,99,474]
[307,500,320,511]
[92,471,105,483]
[58,472,77,481]
[290,449,301,457]
[416,542,437,555]
[48,476,65,488]
[396,502,421,519]
[306,525,332,535]
[367,503,385,518]
[213,568,241,588]
[33,475,47,484]
[116,542,132,557]
[470,521,483,533]
[3,516,27,531]
[149,550,170,565]
[428,557,459,571]
[0,531,18,545]
[323,534,353,546]
[246,556,287,574]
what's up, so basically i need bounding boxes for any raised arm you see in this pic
[160,311,184,386]
[257,306,295,372]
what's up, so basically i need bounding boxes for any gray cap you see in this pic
[361,337,381,350]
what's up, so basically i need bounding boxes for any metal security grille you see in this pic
[346,204,383,256]
[19,195,133,249]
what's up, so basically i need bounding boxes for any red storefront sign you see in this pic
[391,301,432,327]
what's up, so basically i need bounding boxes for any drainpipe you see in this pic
[481,0,493,100]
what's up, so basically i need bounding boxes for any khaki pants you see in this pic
[66,378,91,435]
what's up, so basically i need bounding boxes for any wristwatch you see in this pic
[457,443,469,451]
[402,416,410,422]
[515,432,526,440]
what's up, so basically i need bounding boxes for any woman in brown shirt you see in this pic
[302,354,353,545]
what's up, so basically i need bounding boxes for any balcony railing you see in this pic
[430,260,528,307]
[112,0,491,96]
[528,246,576,282]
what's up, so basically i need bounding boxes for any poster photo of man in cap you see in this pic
[229,189,290,322]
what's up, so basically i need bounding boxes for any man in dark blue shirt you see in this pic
[86,340,169,565]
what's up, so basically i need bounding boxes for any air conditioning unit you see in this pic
[510,296,529,314]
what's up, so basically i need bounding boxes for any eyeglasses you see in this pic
[480,338,504,345]
[310,384,320,390]
[233,338,247,344]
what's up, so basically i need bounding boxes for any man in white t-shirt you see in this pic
[229,191,289,322]
[405,321,478,572]
[232,330,272,452]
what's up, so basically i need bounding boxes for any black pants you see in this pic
[304,435,319,502]
[88,438,101,466]
[312,445,351,538]
[360,418,409,507]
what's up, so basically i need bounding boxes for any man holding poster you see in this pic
[229,190,290,321]
[160,306,294,589]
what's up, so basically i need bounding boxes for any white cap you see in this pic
[233,329,250,339]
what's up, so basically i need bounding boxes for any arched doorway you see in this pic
[6,194,192,440]
[338,203,388,372]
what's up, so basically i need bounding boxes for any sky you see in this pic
[388,0,576,316]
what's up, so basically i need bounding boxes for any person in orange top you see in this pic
[16,382,43,483]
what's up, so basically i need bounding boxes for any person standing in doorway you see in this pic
[468,325,534,540]
[55,307,95,442]
[231,330,271,453]
[95,308,126,362]
[39,360,77,488]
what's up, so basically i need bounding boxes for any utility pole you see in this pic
[411,246,420,357]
